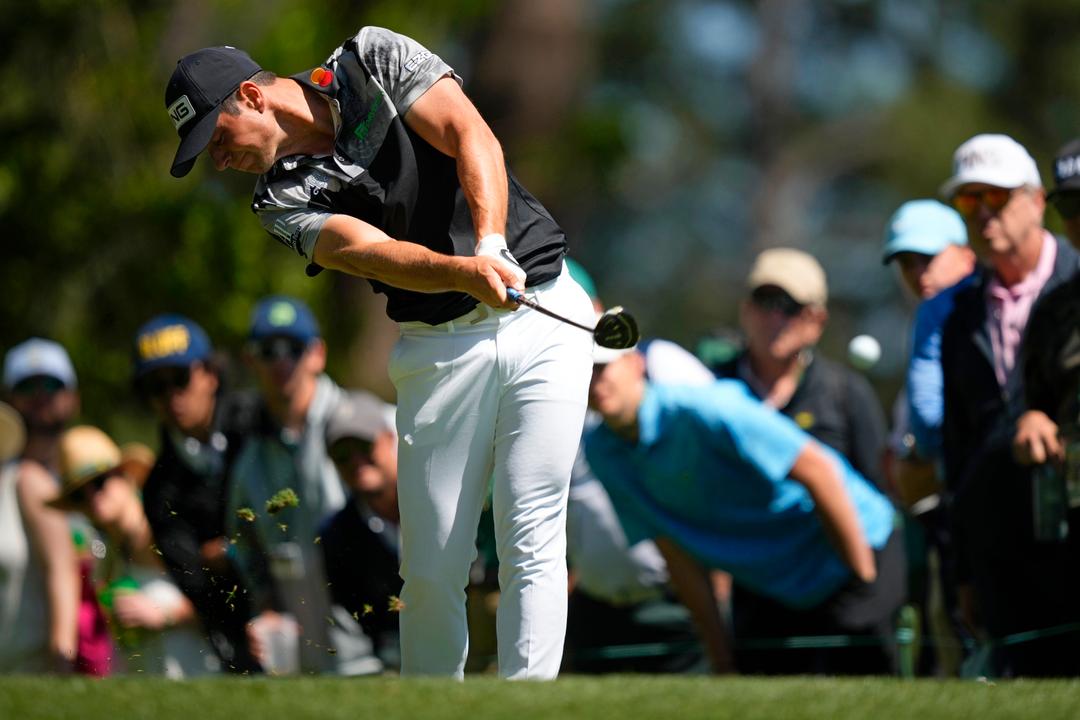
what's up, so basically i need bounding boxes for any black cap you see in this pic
[1049,138,1080,199]
[165,46,261,178]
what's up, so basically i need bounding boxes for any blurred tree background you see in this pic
[3,0,1080,442]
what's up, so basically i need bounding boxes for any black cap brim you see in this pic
[170,105,223,178]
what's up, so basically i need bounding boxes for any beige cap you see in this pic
[746,248,828,307]
[0,401,25,463]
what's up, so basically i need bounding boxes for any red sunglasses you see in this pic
[951,187,1015,218]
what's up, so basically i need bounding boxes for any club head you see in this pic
[593,306,640,349]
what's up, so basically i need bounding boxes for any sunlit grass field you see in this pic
[3,675,1080,720]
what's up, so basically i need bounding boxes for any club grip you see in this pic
[506,287,525,303]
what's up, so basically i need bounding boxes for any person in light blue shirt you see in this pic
[907,275,975,460]
[584,345,904,675]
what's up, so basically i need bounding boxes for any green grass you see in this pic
[3,676,1080,720]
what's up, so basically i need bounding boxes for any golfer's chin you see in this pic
[234,151,274,175]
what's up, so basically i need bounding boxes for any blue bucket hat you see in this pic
[133,314,212,377]
[882,200,967,265]
[248,296,320,343]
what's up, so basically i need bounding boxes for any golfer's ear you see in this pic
[237,80,265,111]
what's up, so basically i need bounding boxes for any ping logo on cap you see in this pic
[168,95,196,130]
[268,302,298,327]
[138,325,191,361]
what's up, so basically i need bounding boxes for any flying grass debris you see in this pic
[266,488,300,515]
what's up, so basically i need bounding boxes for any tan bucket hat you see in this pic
[50,426,136,509]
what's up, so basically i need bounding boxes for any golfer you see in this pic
[164,27,594,679]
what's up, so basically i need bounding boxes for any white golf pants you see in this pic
[390,267,594,679]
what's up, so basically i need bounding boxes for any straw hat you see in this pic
[50,426,135,509]
[0,401,26,463]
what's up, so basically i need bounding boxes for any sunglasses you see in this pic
[253,337,308,363]
[12,375,65,396]
[951,187,1015,219]
[328,437,374,466]
[1052,192,1080,220]
[749,287,804,318]
[138,365,193,398]
[73,472,111,504]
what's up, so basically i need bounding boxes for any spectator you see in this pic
[3,338,80,477]
[712,248,888,491]
[0,400,79,673]
[563,338,711,674]
[133,314,260,672]
[226,295,380,675]
[2,338,110,676]
[881,199,975,677]
[1010,140,1080,655]
[584,345,903,675]
[51,426,217,677]
[939,133,1080,676]
[1046,138,1080,250]
[320,390,402,667]
[898,202,979,483]
[1013,137,1080,469]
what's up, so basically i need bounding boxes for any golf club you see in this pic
[506,287,640,349]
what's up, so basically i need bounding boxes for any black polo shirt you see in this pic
[252,26,566,325]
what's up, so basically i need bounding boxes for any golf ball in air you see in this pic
[848,334,881,370]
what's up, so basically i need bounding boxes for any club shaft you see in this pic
[507,288,594,333]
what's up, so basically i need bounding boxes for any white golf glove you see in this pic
[477,233,527,288]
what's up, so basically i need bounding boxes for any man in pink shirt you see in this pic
[938,134,1080,677]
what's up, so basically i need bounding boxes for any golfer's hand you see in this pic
[1013,410,1063,466]
[476,233,527,289]
[457,256,522,310]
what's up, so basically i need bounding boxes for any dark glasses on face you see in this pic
[328,438,374,466]
[951,187,1014,218]
[253,337,307,363]
[750,287,804,318]
[1052,192,1080,220]
[74,472,110,504]
[139,366,193,398]
[11,375,65,396]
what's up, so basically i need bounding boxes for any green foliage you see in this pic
[6,0,1080,436]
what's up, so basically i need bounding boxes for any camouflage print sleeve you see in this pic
[252,166,339,262]
[256,205,329,262]
[353,26,461,116]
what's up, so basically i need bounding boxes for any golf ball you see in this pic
[848,334,881,371]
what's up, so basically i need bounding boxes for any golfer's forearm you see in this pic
[790,443,876,583]
[403,76,508,240]
[455,127,507,241]
[314,215,467,293]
